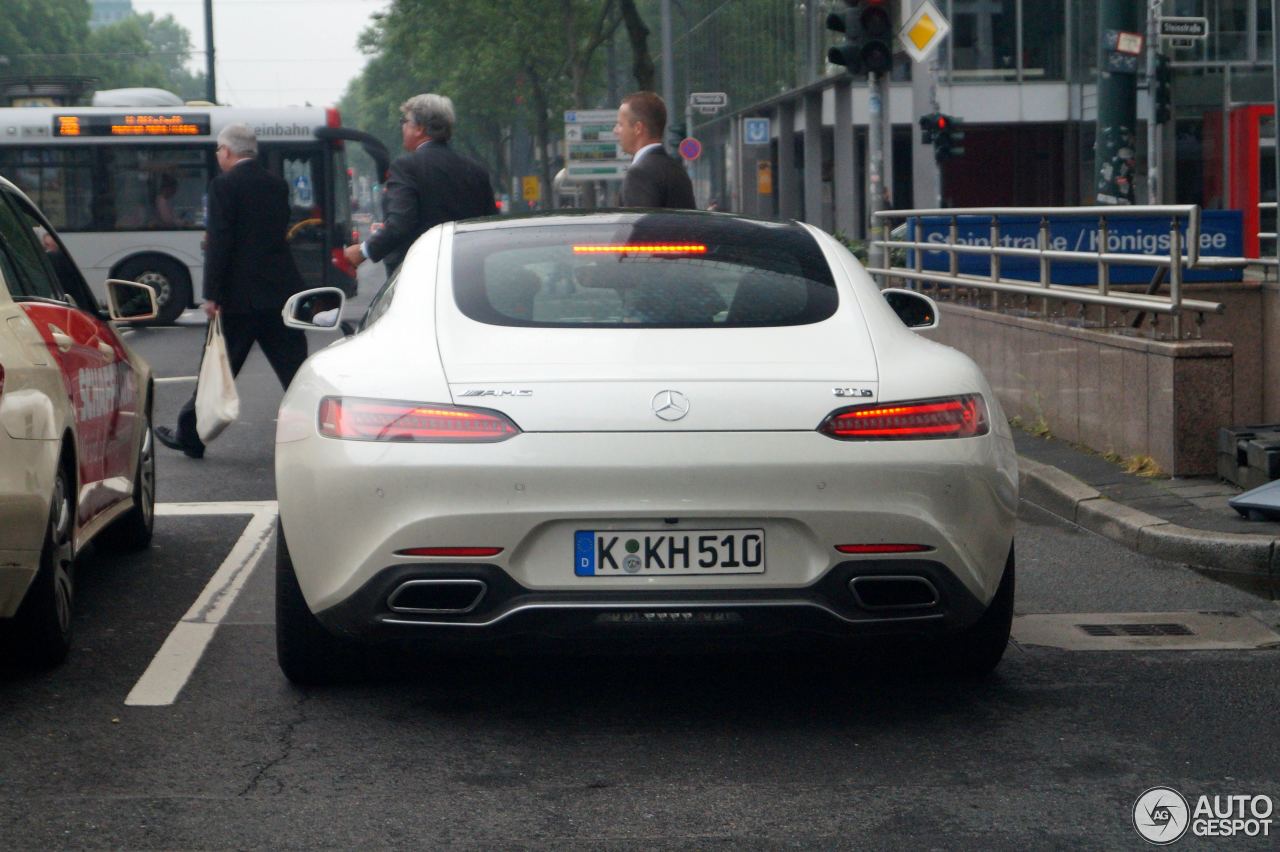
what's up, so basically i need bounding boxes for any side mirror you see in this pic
[105,279,159,322]
[882,288,939,330]
[283,287,347,332]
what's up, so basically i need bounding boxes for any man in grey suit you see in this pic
[345,93,494,275]
[614,91,696,209]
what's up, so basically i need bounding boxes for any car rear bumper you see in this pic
[315,557,991,643]
[278,430,1018,617]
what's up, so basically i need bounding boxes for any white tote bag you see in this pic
[195,313,240,443]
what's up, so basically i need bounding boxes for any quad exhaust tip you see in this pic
[848,575,939,610]
[387,579,487,614]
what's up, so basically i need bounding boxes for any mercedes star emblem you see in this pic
[651,389,690,421]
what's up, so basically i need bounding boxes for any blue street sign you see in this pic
[905,211,1244,284]
[743,117,770,145]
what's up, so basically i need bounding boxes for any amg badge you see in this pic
[832,387,874,398]
[460,389,533,397]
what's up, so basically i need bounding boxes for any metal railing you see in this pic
[1258,201,1277,270]
[867,205,1247,339]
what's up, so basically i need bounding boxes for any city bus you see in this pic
[0,104,389,323]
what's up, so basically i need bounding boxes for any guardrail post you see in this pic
[1038,216,1050,319]
[1097,216,1109,329]
[948,216,959,302]
[1169,215,1183,339]
[989,216,1001,311]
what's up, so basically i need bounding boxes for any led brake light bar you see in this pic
[572,244,707,254]
[819,394,989,440]
[318,397,520,442]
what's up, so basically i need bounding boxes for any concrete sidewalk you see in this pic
[1013,430,1280,594]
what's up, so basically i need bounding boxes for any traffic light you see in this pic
[826,1,895,76]
[1154,53,1172,125]
[919,112,943,144]
[933,113,965,162]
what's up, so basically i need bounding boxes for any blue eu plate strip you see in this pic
[575,531,595,576]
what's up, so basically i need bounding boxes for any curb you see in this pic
[1017,457,1280,579]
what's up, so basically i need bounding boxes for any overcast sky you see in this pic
[132,0,390,108]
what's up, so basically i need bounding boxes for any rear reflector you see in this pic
[318,397,520,442]
[819,394,988,440]
[572,244,707,254]
[836,544,933,554]
[395,546,503,557]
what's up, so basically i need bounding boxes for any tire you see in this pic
[275,520,360,685]
[115,256,191,325]
[941,545,1015,678]
[97,412,155,551]
[10,466,76,669]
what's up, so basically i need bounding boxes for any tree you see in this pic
[0,0,91,79]
[88,13,206,100]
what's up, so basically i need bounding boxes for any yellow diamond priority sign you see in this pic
[900,0,951,63]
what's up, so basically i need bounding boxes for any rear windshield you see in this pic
[452,216,838,328]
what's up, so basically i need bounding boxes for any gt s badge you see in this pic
[833,387,874,398]
[460,389,533,397]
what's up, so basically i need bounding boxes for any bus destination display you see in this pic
[53,114,211,137]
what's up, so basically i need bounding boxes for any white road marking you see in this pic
[125,501,278,707]
[1013,611,1280,651]
[155,375,197,384]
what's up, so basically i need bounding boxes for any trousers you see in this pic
[175,310,308,451]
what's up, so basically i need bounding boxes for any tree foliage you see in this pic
[343,0,642,203]
[0,1,204,102]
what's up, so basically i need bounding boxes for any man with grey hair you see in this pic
[155,122,307,459]
[345,93,494,275]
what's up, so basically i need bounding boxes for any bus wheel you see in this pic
[116,257,191,325]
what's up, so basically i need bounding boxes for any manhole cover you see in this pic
[1013,611,1280,651]
[1077,623,1195,637]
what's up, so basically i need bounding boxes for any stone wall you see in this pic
[931,302,1234,476]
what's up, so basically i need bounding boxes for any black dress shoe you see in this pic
[155,426,204,459]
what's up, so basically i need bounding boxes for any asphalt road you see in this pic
[2,264,1278,848]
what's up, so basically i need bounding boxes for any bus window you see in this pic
[0,148,95,232]
[98,147,208,231]
[267,147,327,289]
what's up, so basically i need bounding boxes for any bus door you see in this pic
[261,145,328,290]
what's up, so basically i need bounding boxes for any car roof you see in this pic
[453,208,807,236]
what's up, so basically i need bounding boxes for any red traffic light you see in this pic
[937,116,947,129]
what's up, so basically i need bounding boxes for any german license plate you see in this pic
[575,529,765,576]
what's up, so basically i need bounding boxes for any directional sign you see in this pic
[900,0,951,63]
[678,137,702,161]
[743,117,770,145]
[689,92,728,109]
[564,109,627,182]
[1159,16,1209,38]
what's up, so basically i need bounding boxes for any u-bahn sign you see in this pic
[1159,17,1209,39]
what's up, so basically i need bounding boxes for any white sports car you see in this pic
[274,211,1019,684]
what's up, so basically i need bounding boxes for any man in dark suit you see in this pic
[344,93,494,275]
[156,122,307,459]
[614,91,695,209]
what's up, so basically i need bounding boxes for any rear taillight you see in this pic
[835,544,933,554]
[331,247,356,279]
[818,394,989,440]
[318,397,520,442]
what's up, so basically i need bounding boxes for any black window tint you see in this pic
[0,147,94,231]
[99,146,208,231]
[0,192,61,300]
[452,214,838,328]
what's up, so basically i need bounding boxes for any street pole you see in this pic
[661,0,674,151]
[1094,0,1140,204]
[931,53,942,208]
[203,0,216,104]
[1146,0,1161,203]
[868,70,886,268]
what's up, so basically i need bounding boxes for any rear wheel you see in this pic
[116,256,190,325]
[276,520,360,685]
[10,466,76,668]
[941,546,1015,678]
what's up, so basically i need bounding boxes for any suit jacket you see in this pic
[620,147,696,209]
[202,159,305,313]
[365,140,496,270]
